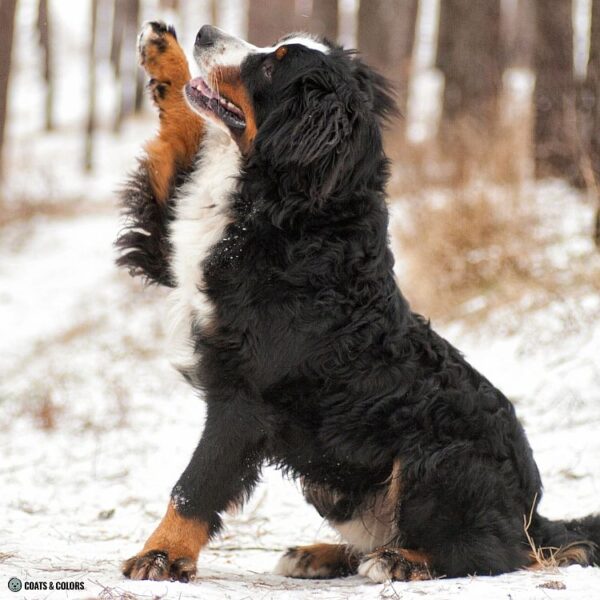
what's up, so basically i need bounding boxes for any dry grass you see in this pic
[523,494,560,570]
[394,177,600,327]
[91,581,166,600]
[391,87,600,328]
[0,199,82,228]
[394,183,548,322]
[14,385,65,432]
[523,495,595,570]
[0,551,16,562]
[0,196,115,229]
[32,393,63,431]
[389,73,600,327]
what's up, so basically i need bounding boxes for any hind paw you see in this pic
[275,544,359,579]
[358,548,432,583]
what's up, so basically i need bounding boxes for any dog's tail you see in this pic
[531,513,600,566]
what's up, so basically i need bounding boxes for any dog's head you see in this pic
[185,25,396,200]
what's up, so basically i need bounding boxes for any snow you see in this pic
[1,1,599,598]
[1,220,600,600]
[1,190,599,600]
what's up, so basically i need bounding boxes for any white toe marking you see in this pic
[358,557,392,583]
[138,21,167,63]
[274,552,331,579]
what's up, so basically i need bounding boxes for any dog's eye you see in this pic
[262,61,274,81]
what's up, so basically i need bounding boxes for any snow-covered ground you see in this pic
[1,200,599,600]
[1,1,599,598]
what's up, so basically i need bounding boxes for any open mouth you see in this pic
[185,77,246,130]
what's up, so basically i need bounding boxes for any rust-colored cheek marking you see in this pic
[213,66,257,155]
[141,501,210,561]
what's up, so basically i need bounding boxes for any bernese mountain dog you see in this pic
[116,21,600,583]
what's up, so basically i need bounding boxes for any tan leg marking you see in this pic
[122,501,209,582]
[275,543,360,579]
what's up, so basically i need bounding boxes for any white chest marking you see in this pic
[167,125,241,376]
[332,492,398,553]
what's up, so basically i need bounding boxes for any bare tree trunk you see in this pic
[503,0,535,69]
[494,0,536,183]
[357,0,418,133]
[111,0,124,131]
[533,0,580,182]
[303,0,338,40]
[248,0,297,46]
[586,0,600,247]
[37,0,53,130]
[110,0,125,78]
[85,0,98,172]
[436,0,503,158]
[210,0,219,26]
[113,0,140,131]
[0,0,18,187]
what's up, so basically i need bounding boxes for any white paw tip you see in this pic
[274,551,329,579]
[358,557,391,583]
[137,21,169,60]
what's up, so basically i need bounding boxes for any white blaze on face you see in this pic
[194,28,329,73]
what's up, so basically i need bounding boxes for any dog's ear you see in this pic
[256,71,356,201]
[351,57,398,125]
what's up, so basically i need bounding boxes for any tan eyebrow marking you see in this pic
[275,46,288,60]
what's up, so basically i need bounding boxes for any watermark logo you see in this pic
[7,578,85,592]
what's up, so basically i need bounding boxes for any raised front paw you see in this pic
[137,21,191,97]
[122,549,197,582]
[138,21,177,67]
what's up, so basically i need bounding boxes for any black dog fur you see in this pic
[116,27,600,580]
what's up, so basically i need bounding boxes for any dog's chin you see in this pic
[184,77,246,137]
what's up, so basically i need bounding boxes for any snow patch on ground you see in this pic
[1,206,599,599]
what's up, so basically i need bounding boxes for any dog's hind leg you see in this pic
[137,21,204,202]
[275,544,360,579]
[396,454,535,579]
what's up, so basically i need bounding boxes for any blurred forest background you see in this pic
[1,0,600,323]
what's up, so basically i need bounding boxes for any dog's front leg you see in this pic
[122,393,267,582]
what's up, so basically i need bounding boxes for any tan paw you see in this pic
[275,543,359,579]
[122,549,196,582]
[137,21,191,96]
[358,548,432,583]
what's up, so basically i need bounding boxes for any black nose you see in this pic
[196,24,219,47]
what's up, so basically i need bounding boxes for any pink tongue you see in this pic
[189,77,216,98]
